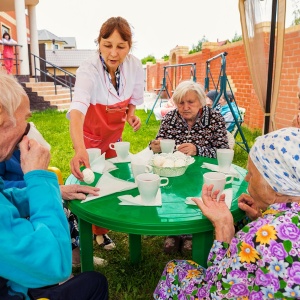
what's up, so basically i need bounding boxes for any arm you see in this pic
[193,184,235,243]
[69,109,90,180]
[127,104,141,131]
[0,138,71,288]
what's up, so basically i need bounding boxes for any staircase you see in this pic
[22,79,72,111]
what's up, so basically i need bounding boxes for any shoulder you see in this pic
[124,54,143,70]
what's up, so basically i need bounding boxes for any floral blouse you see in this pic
[155,106,229,158]
[154,202,300,299]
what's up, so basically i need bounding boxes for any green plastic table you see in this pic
[66,156,248,272]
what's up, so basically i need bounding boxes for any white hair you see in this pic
[0,71,27,123]
[172,80,206,107]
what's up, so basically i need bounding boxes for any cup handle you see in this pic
[160,177,169,186]
[225,175,234,184]
[109,143,115,150]
[145,165,153,173]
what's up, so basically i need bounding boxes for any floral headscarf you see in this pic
[249,127,300,196]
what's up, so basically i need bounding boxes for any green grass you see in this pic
[29,109,261,300]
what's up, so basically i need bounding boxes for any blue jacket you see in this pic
[220,103,239,132]
[0,150,26,189]
[0,170,71,299]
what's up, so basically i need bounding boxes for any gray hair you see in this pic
[0,71,27,123]
[172,80,206,107]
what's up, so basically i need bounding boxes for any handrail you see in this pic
[31,53,75,101]
[0,44,22,75]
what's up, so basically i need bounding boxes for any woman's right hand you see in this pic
[238,193,262,221]
[70,148,90,180]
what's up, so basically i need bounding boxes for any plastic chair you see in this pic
[48,166,63,184]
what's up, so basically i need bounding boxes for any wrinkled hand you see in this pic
[150,139,162,153]
[176,143,197,156]
[70,149,90,180]
[19,136,50,174]
[238,193,261,221]
[60,184,100,200]
[193,184,235,243]
[127,115,141,132]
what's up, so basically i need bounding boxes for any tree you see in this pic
[189,35,208,54]
[141,55,156,65]
[291,0,300,25]
[231,32,242,42]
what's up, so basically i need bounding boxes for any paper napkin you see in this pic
[87,148,117,173]
[201,162,239,178]
[107,153,133,163]
[118,189,162,206]
[185,188,233,209]
[81,173,137,203]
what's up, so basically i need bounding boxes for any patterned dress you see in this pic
[154,202,300,299]
[155,106,229,158]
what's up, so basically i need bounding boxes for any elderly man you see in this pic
[0,71,108,300]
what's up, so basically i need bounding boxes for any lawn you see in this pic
[30,109,261,300]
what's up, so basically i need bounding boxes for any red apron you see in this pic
[83,98,130,235]
[83,99,130,159]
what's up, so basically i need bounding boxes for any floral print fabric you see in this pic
[153,202,300,299]
[155,106,229,158]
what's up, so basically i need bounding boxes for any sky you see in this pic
[35,0,295,60]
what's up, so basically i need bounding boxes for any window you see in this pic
[1,25,10,37]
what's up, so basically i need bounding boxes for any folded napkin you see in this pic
[118,189,162,206]
[201,162,239,178]
[87,148,117,173]
[81,173,137,203]
[130,147,154,165]
[185,188,233,209]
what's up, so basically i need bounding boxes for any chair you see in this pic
[226,131,235,149]
[48,166,64,184]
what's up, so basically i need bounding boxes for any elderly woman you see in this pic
[150,80,229,158]
[154,127,300,299]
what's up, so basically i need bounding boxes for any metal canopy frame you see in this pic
[205,52,250,153]
[145,63,196,124]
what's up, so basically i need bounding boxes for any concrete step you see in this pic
[25,82,60,88]
[47,98,71,105]
[35,89,72,96]
[30,85,64,92]
[56,103,70,111]
[43,94,71,101]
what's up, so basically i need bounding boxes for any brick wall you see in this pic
[146,25,300,131]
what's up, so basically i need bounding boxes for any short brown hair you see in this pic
[97,17,132,48]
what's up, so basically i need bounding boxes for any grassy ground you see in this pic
[30,109,261,300]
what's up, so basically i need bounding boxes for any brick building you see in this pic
[145,25,300,131]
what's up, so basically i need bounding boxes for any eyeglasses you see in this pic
[106,106,128,113]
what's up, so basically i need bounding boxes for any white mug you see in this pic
[26,122,51,150]
[217,149,234,173]
[136,173,169,203]
[160,139,175,153]
[203,172,233,200]
[131,162,153,181]
[109,141,130,160]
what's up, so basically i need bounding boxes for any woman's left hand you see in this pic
[192,184,235,243]
[127,115,141,131]
[177,143,197,156]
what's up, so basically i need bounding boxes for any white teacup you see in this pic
[160,139,175,153]
[136,173,169,203]
[203,172,233,200]
[131,162,153,181]
[217,149,234,173]
[109,141,130,160]
[26,122,51,150]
